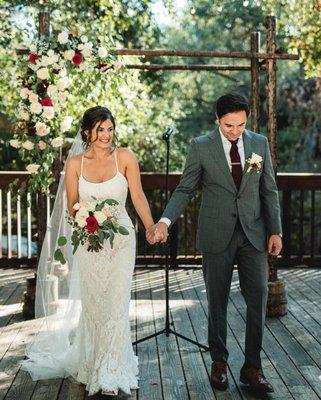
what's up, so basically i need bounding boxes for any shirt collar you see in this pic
[219,126,244,144]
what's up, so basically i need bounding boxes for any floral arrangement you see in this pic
[54,198,130,265]
[246,152,263,173]
[11,31,124,193]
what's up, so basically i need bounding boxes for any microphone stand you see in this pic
[133,126,208,351]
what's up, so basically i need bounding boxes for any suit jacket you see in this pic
[162,127,282,254]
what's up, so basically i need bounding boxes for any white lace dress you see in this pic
[69,151,139,395]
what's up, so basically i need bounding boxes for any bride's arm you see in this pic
[121,148,154,230]
[65,157,80,216]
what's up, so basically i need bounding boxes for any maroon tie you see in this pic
[229,139,242,190]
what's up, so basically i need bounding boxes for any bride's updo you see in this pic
[80,106,117,149]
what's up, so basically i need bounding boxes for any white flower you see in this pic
[72,202,80,210]
[47,49,54,57]
[61,116,73,133]
[94,211,106,225]
[10,139,20,148]
[19,110,30,121]
[35,121,50,136]
[29,92,39,103]
[246,152,263,173]
[20,88,30,99]
[30,102,42,114]
[47,84,58,96]
[37,67,50,80]
[43,106,55,120]
[57,76,71,91]
[22,140,35,150]
[38,140,47,150]
[80,35,88,43]
[113,61,122,70]
[26,164,40,174]
[98,46,107,58]
[81,46,92,58]
[64,49,75,61]
[53,103,61,112]
[75,208,89,227]
[80,201,95,212]
[51,136,64,148]
[29,44,37,53]
[58,31,69,44]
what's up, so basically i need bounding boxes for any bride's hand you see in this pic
[146,223,168,245]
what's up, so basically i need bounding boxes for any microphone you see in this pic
[162,125,174,141]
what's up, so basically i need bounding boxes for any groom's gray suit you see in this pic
[161,127,282,368]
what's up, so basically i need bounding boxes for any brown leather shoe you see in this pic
[240,366,274,393]
[210,361,228,390]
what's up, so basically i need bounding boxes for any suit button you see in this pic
[232,213,237,218]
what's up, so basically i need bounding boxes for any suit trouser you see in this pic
[202,221,268,369]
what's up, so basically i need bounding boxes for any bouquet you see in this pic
[54,198,130,264]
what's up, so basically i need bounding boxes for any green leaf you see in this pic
[54,248,66,265]
[105,198,119,206]
[119,226,129,235]
[109,229,115,248]
[98,230,105,243]
[58,236,67,246]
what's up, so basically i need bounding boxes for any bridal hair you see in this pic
[80,106,118,150]
[216,93,250,119]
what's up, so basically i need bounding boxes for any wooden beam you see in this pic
[124,64,251,71]
[250,32,260,132]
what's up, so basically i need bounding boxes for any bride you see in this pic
[21,106,160,396]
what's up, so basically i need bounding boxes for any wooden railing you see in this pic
[1,172,321,268]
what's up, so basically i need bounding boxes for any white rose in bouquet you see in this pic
[61,116,73,132]
[26,164,40,174]
[43,106,55,120]
[29,92,39,103]
[51,137,64,148]
[19,110,30,121]
[58,31,69,44]
[94,211,107,225]
[37,67,50,80]
[20,88,30,99]
[75,208,89,227]
[10,139,20,148]
[30,102,42,114]
[22,140,35,150]
[38,140,47,150]
[64,49,75,61]
[35,122,50,136]
[98,46,108,58]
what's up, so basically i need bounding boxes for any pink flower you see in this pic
[28,53,39,64]
[72,52,83,65]
[85,216,99,233]
[41,97,53,107]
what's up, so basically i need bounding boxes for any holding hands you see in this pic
[146,222,169,245]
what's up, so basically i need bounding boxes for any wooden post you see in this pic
[265,15,287,317]
[38,12,50,38]
[250,32,260,132]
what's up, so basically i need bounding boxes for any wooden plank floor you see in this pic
[1,267,321,399]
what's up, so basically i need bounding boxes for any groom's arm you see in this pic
[259,137,282,236]
[161,138,202,225]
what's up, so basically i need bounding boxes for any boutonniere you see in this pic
[246,152,263,173]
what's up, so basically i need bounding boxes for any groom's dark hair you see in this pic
[216,93,250,118]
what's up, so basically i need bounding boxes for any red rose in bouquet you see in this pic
[85,216,99,233]
[41,97,53,107]
[28,53,39,64]
[72,52,83,65]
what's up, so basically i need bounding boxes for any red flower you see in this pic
[72,52,83,65]
[85,216,99,233]
[28,53,39,64]
[41,97,53,107]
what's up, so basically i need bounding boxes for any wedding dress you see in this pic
[21,149,139,396]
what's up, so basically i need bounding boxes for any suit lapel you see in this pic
[208,128,237,194]
[238,129,253,195]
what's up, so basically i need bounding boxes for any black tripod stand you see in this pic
[133,126,208,351]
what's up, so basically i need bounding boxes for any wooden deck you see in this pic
[1,267,321,399]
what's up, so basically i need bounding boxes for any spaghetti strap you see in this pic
[80,154,84,176]
[114,149,119,172]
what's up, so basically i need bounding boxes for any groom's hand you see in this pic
[146,222,169,245]
[268,235,282,256]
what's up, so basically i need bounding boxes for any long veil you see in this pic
[21,131,86,379]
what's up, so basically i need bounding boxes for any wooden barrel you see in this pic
[22,276,36,319]
[266,279,287,317]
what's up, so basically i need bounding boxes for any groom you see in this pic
[146,93,282,393]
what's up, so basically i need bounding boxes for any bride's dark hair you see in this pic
[80,106,118,150]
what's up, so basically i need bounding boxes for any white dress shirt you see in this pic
[159,127,246,227]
